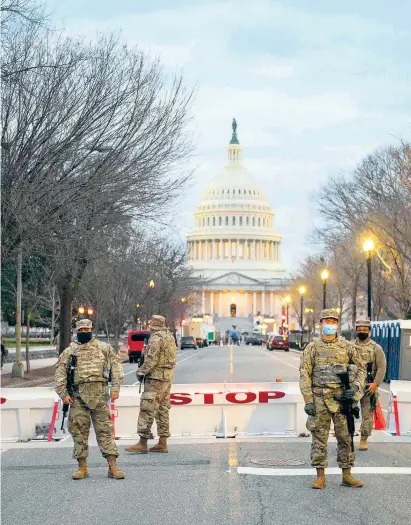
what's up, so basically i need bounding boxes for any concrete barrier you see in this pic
[387,380,411,436]
[1,382,308,441]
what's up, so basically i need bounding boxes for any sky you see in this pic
[46,0,411,273]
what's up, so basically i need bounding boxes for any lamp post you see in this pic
[363,239,374,319]
[299,286,306,348]
[321,269,329,309]
[285,295,291,332]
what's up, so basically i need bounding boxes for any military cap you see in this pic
[320,308,340,321]
[355,318,371,328]
[76,318,93,330]
[150,315,166,328]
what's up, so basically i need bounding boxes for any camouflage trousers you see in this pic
[68,396,118,459]
[307,394,355,468]
[360,392,378,438]
[137,379,172,439]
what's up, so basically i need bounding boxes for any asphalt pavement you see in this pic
[1,344,408,525]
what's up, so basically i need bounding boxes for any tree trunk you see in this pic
[58,284,74,354]
[26,313,30,373]
[11,244,24,377]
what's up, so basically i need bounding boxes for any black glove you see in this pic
[341,386,358,400]
[304,403,316,416]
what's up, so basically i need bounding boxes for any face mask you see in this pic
[357,332,369,342]
[322,324,338,336]
[77,332,93,344]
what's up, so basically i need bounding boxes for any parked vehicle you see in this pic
[182,321,213,347]
[127,330,150,363]
[181,336,198,350]
[245,334,267,346]
[267,335,290,351]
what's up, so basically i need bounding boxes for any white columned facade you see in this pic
[185,119,289,332]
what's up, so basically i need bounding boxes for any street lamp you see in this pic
[87,308,93,316]
[299,287,306,348]
[149,280,155,289]
[363,239,375,319]
[180,297,187,303]
[285,295,291,329]
[78,307,85,315]
[321,269,329,309]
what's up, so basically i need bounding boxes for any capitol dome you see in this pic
[186,120,289,330]
[187,120,284,278]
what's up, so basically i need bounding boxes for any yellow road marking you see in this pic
[229,345,234,374]
[228,441,238,468]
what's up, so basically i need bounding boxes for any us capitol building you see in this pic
[186,120,292,334]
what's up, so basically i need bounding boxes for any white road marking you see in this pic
[238,466,411,476]
[379,387,389,393]
[176,351,201,365]
[260,349,299,371]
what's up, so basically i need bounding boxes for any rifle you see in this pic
[335,371,360,452]
[61,353,77,430]
[366,362,377,411]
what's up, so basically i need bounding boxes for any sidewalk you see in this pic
[1,357,58,387]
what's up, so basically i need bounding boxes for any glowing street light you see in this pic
[149,280,155,289]
[299,287,306,348]
[321,269,329,309]
[284,295,291,329]
[87,308,93,316]
[78,307,85,315]
[363,239,375,319]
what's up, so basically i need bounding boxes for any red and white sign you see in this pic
[170,391,286,405]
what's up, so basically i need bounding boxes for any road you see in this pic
[2,344,408,525]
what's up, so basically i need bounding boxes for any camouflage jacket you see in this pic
[354,338,386,386]
[138,327,177,382]
[299,336,366,405]
[55,338,124,399]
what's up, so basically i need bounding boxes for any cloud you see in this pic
[47,0,411,272]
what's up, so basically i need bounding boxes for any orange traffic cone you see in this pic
[373,400,386,430]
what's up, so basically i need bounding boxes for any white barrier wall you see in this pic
[3,380,410,442]
[1,383,306,441]
[387,380,411,436]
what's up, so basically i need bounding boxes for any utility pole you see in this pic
[12,245,24,377]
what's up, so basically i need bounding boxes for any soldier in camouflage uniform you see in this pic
[55,319,125,480]
[354,319,386,450]
[300,309,366,489]
[126,315,177,454]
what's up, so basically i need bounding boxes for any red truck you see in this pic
[127,330,150,363]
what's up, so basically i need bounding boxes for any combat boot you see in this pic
[72,458,89,480]
[149,436,168,453]
[341,468,364,487]
[311,468,326,489]
[107,456,125,479]
[125,438,148,454]
[359,437,368,450]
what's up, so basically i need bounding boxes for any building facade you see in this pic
[187,120,291,333]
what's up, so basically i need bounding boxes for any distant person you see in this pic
[1,338,8,370]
